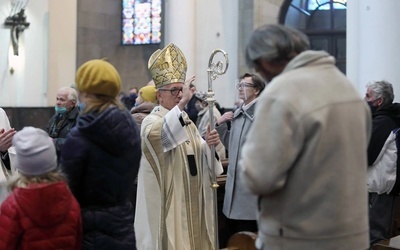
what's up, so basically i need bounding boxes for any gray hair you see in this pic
[59,87,78,103]
[366,80,394,106]
[245,24,310,69]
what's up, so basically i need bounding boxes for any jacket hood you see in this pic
[283,50,333,73]
[76,106,140,156]
[14,182,73,227]
[374,102,400,124]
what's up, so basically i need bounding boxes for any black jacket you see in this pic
[185,95,199,124]
[368,103,400,245]
[61,106,141,250]
[368,103,400,165]
[46,106,79,159]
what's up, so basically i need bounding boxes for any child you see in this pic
[0,126,82,250]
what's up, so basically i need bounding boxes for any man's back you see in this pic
[241,50,371,250]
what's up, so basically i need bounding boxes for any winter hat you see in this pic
[75,59,121,98]
[12,127,57,176]
[195,91,207,102]
[139,86,157,103]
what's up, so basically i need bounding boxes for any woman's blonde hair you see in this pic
[8,169,66,191]
[80,93,125,114]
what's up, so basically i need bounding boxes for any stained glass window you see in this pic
[122,0,162,45]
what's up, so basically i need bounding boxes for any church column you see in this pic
[347,0,400,100]
[165,0,196,77]
[48,0,77,106]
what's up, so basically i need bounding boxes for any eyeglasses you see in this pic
[236,82,254,90]
[158,87,183,97]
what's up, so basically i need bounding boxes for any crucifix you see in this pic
[4,0,30,56]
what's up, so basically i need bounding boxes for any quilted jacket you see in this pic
[0,181,82,250]
[61,106,141,250]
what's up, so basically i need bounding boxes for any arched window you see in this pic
[279,0,347,73]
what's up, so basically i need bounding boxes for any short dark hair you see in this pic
[240,73,266,96]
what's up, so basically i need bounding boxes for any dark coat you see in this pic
[61,106,141,250]
[368,103,400,245]
[185,95,199,124]
[46,106,80,159]
[368,103,400,165]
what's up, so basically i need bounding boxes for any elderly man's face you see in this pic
[364,87,379,103]
[364,87,384,112]
[56,90,75,110]
[157,82,184,110]
[237,76,258,103]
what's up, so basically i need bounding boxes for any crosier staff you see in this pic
[207,49,229,249]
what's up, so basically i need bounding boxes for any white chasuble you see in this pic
[135,105,223,250]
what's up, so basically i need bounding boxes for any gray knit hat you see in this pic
[12,126,57,176]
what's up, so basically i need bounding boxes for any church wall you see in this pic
[0,0,290,128]
[347,0,400,101]
[77,0,159,93]
[0,0,50,107]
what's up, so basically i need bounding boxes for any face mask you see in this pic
[78,102,86,112]
[55,106,67,114]
[367,101,378,114]
[195,102,204,111]
[129,93,138,100]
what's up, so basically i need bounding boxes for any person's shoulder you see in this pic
[373,113,398,131]
[69,106,80,118]
[0,192,18,216]
[66,125,82,139]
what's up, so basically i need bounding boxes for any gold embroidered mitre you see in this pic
[148,43,187,89]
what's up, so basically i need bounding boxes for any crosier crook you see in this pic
[206,49,229,249]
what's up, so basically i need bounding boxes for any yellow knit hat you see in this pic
[75,59,121,97]
[139,86,157,103]
[148,43,187,89]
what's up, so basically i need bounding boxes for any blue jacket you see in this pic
[61,106,141,250]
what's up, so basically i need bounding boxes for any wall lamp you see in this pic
[4,8,30,56]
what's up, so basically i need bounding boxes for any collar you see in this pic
[66,106,80,119]
[242,98,258,111]
[233,101,257,121]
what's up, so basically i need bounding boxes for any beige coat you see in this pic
[241,51,371,250]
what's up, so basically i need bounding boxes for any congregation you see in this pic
[0,23,399,250]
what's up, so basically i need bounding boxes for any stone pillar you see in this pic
[165,0,196,77]
[165,0,239,108]
[48,0,77,105]
[347,0,400,100]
